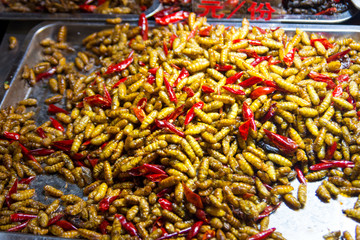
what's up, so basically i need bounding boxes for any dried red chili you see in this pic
[155,11,190,25]
[36,67,56,82]
[182,182,203,209]
[186,221,203,240]
[173,68,189,87]
[138,13,148,41]
[250,87,276,99]
[264,129,298,154]
[158,198,173,211]
[50,117,64,132]
[48,104,69,115]
[201,85,215,93]
[222,86,245,95]
[238,120,251,140]
[105,54,133,75]
[226,72,243,85]
[184,101,204,125]
[164,77,177,103]
[239,76,263,88]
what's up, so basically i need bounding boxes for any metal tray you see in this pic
[2,21,360,239]
[0,0,161,21]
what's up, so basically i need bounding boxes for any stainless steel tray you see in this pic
[2,21,360,239]
[0,0,161,20]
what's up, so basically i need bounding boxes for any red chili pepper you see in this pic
[165,104,184,122]
[138,61,146,66]
[294,166,307,184]
[157,187,173,198]
[48,104,69,115]
[183,183,203,209]
[164,77,177,103]
[256,203,281,221]
[184,101,204,125]
[250,87,276,99]
[327,48,350,63]
[153,6,180,18]
[158,198,173,211]
[88,158,98,168]
[147,75,155,84]
[148,67,159,75]
[163,39,169,57]
[248,40,262,46]
[270,27,281,32]
[238,120,251,140]
[129,163,166,176]
[346,86,356,109]
[187,26,198,41]
[337,74,350,82]
[309,162,337,171]
[79,4,97,12]
[114,214,138,236]
[239,76,263,88]
[248,228,276,240]
[199,25,212,37]
[155,11,190,25]
[10,213,37,222]
[139,13,148,41]
[242,102,256,132]
[169,34,177,50]
[3,131,20,141]
[36,67,56,82]
[202,85,215,93]
[99,195,118,212]
[133,107,146,123]
[202,230,216,240]
[136,98,147,110]
[268,56,281,65]
[155,119,185,137]
[50,117,64,132]
[97,0,106,5]
[264,129,298,154]
[315,7,337,15]
[7,220,30,232]
[332,85,343,97]
[222,86,245,95]
[308,71,336,89]
[173,68,190,87]
[19,176,36,184]
[321,160,355,168]
[310,38,334,49]
[19,143,37,162]
[226,72,243,85]
[262,80,277,88]
[83,95,111,108]
[325,141,337,160]
[187,221,203,240]
[251,56,272,67]
[99,220,109,234]
[215,64,233,72]
[103,84,112,104]
[47,213,64,226]
[56,220,77,231]
[36,127,47,139]
[283,48,297,67]
[52,139,73,146]
[105,55,133,75]
[253,26,267,34]
[195,209,208,223]
[183,86,194,97]
[237,49,259,58]
[145,173,169,182]
[261,102,277,123]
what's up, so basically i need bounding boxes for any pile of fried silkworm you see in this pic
[3,13,360,239]
[2,0,145,14]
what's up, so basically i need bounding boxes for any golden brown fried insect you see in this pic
[43,185,64,198]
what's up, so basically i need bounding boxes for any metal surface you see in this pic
[2,21,360,239]
[0,0,160,21]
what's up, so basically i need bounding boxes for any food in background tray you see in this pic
[283,0,350,15]
[1,0,152,14]
[2,12,360,239]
